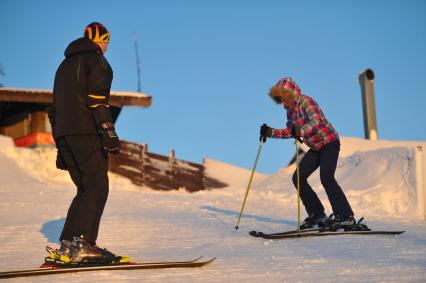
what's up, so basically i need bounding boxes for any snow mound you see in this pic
[253,137,426,220]
[0,134,426,282]
[0,135,71,185]
[204,158,267,190]
[0,135,152,191]
[0,134,424,219]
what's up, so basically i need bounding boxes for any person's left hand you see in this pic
[99,122,120,154]
[291,126,302,138]
[56,150,68,170]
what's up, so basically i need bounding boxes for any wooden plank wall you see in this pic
[109,140,227,192]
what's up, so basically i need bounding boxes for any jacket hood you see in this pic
[269,77,301,108]
[269,77,301,98]
[64,37,101,57]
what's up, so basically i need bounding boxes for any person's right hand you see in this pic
[259,123,272,143]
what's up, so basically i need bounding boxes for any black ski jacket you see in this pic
[50,37,113,139]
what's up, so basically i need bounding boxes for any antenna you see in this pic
[133,32,142,93]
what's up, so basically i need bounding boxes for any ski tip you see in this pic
[249,230,261,237]
[194,256,204,261]
[204,257,217,265]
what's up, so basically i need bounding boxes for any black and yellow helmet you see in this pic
[84,22,110,43]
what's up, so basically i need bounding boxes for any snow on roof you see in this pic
[0,87,152,108]
[110,91,150,98]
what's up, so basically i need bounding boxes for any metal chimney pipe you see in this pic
[358,68,378,140]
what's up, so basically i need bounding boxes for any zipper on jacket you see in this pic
[100,54,106,69]
[77,57,81,81]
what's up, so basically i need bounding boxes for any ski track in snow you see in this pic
[0,135,426,282]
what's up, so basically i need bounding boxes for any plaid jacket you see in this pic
[271,94,339,151]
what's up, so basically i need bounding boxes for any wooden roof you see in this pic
[0,88,152,108]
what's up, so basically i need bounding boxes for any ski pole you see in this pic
[295,139,301,234]
[235,139,264,230]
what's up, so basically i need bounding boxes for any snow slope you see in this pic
[0,135,425,282]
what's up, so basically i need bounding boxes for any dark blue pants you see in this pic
[57,135,109,245]
[292,140,354,217]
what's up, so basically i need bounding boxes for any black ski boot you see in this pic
[45,236,130,266]
[300,212,327,229]
[323,214,356,231]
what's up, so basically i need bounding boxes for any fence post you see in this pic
[415,146,426,220]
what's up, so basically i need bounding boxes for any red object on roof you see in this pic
[14,133,55,147]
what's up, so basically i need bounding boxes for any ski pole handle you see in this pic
[235,140,264,230]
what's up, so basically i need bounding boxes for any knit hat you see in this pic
[84,22,110,43]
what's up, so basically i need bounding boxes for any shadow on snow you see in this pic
[40,218,65,244]
[200,205,296,226]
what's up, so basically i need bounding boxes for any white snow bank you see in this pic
[204,158,267,190]
[0,135,72,185]
[1,134,424,219]
[338,146,418,217]
[339,136,426,158]
[0,135,145,190]
[254,136,426,220]
[0,134,426,282]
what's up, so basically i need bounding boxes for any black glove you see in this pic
[290,126,297,138]
[56,149,68,170]
[259,123,273,143]
[99,122,120,154]
[291,126,304,144]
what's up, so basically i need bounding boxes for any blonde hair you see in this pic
[268,77,301,104]
[269,86,296,104]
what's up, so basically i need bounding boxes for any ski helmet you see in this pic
[84,22,110,43]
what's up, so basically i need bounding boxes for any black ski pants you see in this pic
[57,135,109,245]
[292,140,354,217]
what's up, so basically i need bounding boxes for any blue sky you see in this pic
[1,0,425,173]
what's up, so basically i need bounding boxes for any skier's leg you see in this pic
[59,135,109,244]
[87,158,109,244]
[58,137,85,242]
[319,140,354,217]
[292,150,324,215]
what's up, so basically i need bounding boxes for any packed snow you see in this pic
[0,135,425,282]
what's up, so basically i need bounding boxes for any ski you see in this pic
[250,227,321,237]
[249,229,405,239]
[249,216,406,239]
[0,257,216,279]
[0,255,204,276]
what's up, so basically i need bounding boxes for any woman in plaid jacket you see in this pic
[260,77,355,229]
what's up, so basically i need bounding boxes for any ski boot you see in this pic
[300,212,327,229]
[45,236,131,266]
[322,214,357,231]
[347,217,371,232]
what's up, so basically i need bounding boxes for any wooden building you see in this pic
[0,87,226,191]
[0,87,151,147]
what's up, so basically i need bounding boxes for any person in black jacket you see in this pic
[48,22,122,263]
